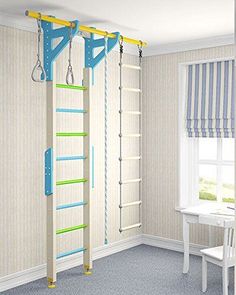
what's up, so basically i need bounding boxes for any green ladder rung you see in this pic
[56,178,87,186]
[56,132,88,137]
[56,83,87,91]
[56,224,87,235]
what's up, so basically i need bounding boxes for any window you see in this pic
[199,138,234,203]
[178,59,235,208]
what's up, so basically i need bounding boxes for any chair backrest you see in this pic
[223,220,235,261]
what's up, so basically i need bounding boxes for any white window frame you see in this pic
[199,138,234,203]
[178,57,234,209]
[178,62,199,208]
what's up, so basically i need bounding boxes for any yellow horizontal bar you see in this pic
[25,10,73,28]
[25,10,147,47]
[79,25,147,46]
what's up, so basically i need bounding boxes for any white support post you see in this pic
[46,68,57,287]
[83,67,92,274]
[183,214,190,274]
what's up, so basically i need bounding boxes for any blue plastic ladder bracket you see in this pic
[41,19,79,81]
[45,148,53,196]
[84,31,120,69]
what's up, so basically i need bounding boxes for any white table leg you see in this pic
[183,214,189,274]
[208,225,215,247]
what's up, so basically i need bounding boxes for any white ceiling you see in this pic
[0,0,234,55]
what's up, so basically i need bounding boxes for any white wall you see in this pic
[0,25,141,278]
[142,44,234,245]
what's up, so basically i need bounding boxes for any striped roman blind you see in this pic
[186,60,235,137]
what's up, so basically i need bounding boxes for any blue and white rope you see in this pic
[104,36,108,245]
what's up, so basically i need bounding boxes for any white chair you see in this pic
[201,220,235,295]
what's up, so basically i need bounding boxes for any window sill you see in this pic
[175,206,185,212]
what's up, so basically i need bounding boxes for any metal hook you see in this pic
[119,36,124,55]
[138,40,143,59]
[119,35,124,46]
[138,40,143,49]
[31,13,46,82]
[66,23,74,85]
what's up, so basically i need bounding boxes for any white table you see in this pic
[181,203,234,274]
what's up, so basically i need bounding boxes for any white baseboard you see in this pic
[142,234,204,256]
[0,235,142,292]
[0,234,204,292]
[0,264,46,293]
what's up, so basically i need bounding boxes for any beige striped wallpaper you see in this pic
[142,44,234,245]
[0,25,141,277]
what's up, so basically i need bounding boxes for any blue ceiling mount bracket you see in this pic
[84,31,120,69]
[41,19,79,81]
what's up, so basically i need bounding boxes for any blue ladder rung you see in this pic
[57,247,86,259]
[56,201,87,210]
[56,155,86,161]
[56,108,87,113]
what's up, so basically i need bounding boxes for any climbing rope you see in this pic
[66,24,74,85]
[104,34,108,245]
[31,13,46,82]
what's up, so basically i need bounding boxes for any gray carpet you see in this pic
[2,245,234,295]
